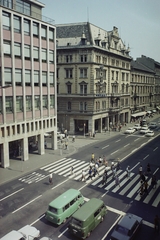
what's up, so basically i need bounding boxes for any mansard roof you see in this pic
[131,60,155,74]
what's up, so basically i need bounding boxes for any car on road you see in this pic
[110,213,143,240]
[140,126,150,134]
[57,132,65,139]
[145,130,154,137]
[125,127,136,134]
[148,122,157,129]
[133,124,141,131]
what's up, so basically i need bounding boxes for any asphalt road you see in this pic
[0,127,160,239]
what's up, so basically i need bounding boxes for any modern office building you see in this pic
[56,22,132,135]
[0,0,57,168]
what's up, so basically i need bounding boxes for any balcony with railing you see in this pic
[0,0,55,24]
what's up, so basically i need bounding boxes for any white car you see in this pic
[148,122,157,129]
[145,130,154,137]
[125,127,136,134]
[57,132,65,139]
[1,225,40,240]
[133,124,141,131]
[140,126,150,134]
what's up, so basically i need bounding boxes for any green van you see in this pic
[45,189,84,225]
[68,198,107,239]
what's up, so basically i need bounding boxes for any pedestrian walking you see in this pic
[49,173,53,185]
[144,180,149,195]
[70,166,74,175]
[151,175,157,189]
[44,140,47,149]
[65,141,68,149]
[139,181,144,197]
[146,163,151,175]
[111,162,115,173]
[112,168,116,178]
[88,167,93,180]
[126,166,131,179]
[95,163,99,175]
[102,170,108,185]
[115,175,120,187]
[80,170,86,182]
[91,153,95,163]
[72,135,75,142]
[139,165,143,176]
[141,173,146,182]
[116,158,121,171]
[154,215,160,233]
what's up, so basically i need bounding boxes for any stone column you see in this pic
[21,137,28,161]
[51,131,57,150]
[1,142,9,168]
[37,134,45,155]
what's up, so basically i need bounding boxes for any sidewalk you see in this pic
[0,115,159,186]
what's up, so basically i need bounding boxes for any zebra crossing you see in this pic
[18,157,160,207]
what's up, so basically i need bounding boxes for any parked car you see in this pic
[148,122,157,129]
[133,124,141,131]
[145,130,154,137]
[57,132,65,139]
[1,225,40,240]
[140,126,150,134]
[110,213,142,240]
[125,127,136,134]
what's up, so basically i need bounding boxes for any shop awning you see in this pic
[131,111,147,118]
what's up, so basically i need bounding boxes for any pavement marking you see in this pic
[30,214,45,226]
[124,143,130,147]
[0,188,24,201]
[115,139,121,143]
[12,195,42,213]
[40,158,66,170]
[143,154,149,160]
[102,145,109,149]
[110,150,119,155]
[153,147,158,151]
[58,228,68,238]
[152,192,160,207]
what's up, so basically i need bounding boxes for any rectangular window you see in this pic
[34,71,39,86]
[67,102,71,111]
[14,15,21,33]
[1,0,12,8]
[126,73,129,81]
[80,55,87,62]
[42,71,47,86]
[42,48,47,62]
[16,96,23,112]
[49,50,54,63]
[0,97,2,114]
[66,69,72,78]
[50,72,54,86]
[66,55,72,63]
[14,42,21,57]
[3,41,11,55]
[80,85,87,95]
[16,0,31,15]
[67,85,71,94]
[4,68,12,85]
[41,25,47,39]
[50,95,55,108]
[15,69,22,86]
[33,46,39,61]
[6,96,13,113]
[34,95,40,110]
[33,22,39,37]
[79,102,87,111]
[24,19,30,35]
[43,96,48,109]
[24,44,30,59]
[26,96,32,111]
[122,72,125,81]
[49,28,54,41]
[2,11,11,30]
[80,68,87,78]
[25,69,31,86]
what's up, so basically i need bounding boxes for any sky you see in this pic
[42,0,160,62]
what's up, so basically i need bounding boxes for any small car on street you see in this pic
[148,122,157,129]
[125,127,136,134]
[140,126,150,134]
[145,130,154,137]
[110,213,143,240]
[133,124,141,131]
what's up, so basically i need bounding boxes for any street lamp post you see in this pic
[84,123,86,138]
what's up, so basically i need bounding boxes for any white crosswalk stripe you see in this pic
[19,157,160,207]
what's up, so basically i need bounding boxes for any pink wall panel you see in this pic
[42,62,47,71]
[49,41,54,50]
[5,87,13,96]
[16,112,24,121]
[0,115,3,124]
[24,35,31,45]
[49,63,55,72]
[25,87,32,95]
[14,33,21,42]
[35,110,40,118]
[50,109,55,116]
[41,39,47,48]
[15,59,22,68]
[34,87,40,95]
[4,57,12,67]
[25,60,31,69]
[34,61,40,70]
[42,109,48,117]
[26,111,33,120]
[16,87,23,95]
[33,37,39,47]
[42,87,48,94]
[6,113,14,123]
[50,87,55,94]
[3,30,11,40]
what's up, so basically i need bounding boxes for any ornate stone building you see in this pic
[56,22,132,134]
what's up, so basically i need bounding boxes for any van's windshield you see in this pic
[49,206,57,214]
[71,218,82,227]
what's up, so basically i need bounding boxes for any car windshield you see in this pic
[116,225,129,236]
